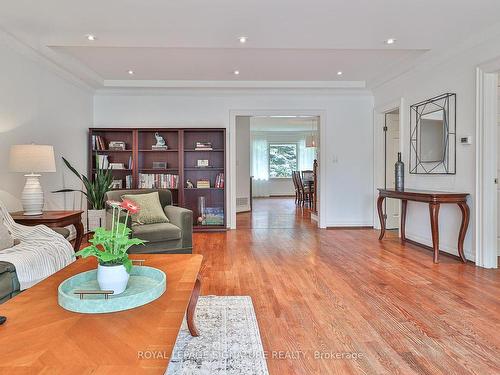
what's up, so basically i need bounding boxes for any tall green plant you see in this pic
[53,156,113,209]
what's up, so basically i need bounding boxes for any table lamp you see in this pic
[9,144,56,215]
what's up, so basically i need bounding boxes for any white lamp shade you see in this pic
[9,144,56,173]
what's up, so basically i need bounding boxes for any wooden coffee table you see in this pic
[0,254,203,374]
[10,210,85,251]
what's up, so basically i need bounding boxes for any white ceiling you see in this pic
[1,0,500,88]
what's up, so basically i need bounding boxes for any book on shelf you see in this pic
[125,175,133,189]
[92,135,107,151]
[203,207,224,226]
[96,154,109,169]
[138,173,179,189]
[196,179,211,189]
[214,172,224,188]
[195,142,213,151]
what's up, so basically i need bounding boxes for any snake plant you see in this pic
[53,156,113,210]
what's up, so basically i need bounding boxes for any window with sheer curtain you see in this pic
[252,137,315,180]
[251,138,269,180]
[298,139,316,171]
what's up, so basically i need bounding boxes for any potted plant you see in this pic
[54,156,113,231]
[76,200,146,294]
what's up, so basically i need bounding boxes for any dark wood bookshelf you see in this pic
[89,127,226,231]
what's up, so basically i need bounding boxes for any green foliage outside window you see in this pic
[269,144,297,178]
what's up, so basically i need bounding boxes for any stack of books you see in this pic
[215,173,224,188]
[195,142,213,151]
[152,144,168,150]
[138,174,179,189]
[108,141,126,151]
[196,179,210,189]
[92,135,106,150]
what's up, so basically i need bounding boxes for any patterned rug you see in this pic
[166,296,269,375]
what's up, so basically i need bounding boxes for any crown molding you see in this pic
[368,21,500,90]
[0,28,101,92]
[94,86,372,97]
[102,79,366,89]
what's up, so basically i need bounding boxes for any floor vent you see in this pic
[236,197,249,207]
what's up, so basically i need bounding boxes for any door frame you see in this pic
[229,109,326,229]
[475,64,499,268]
[373,98,404,230]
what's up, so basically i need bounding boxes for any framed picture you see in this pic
[197,159,209,167]
[152,161,167,169]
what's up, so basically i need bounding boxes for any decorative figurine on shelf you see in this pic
[152,133,168,150]
[186,179,194,188]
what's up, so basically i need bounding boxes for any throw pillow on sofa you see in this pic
[0,220,14,251]
[121,192,169,225]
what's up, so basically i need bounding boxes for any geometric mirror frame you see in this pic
[410,93,456,174]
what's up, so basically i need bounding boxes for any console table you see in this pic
[377,189,469,263]
[10,210,84,251]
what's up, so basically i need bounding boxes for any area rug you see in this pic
[166,296,269,375]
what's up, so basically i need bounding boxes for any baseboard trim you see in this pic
[326,226,374,230]
[404,232,474,262]
[404,238,473,263]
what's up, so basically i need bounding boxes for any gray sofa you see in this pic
[104,189,193,254]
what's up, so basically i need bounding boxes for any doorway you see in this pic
[384,109,400,230]
[235,115,319,229]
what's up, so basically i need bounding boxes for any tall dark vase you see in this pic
[395,152,404,191]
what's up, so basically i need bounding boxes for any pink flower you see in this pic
[121,199,140,214]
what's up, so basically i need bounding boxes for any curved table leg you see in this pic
[377,195,386,240]
[400,199,407,242]
[429,203,441,263]
[457,202,470,263]
[187,274,202,337]
[74,221,84,251]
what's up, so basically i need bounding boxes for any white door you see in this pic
[385,113,400,229]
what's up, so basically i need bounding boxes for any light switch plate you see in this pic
[460,136,472,145]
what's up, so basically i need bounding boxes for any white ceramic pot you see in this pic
[97,264,130,295]
[88,209,106,232]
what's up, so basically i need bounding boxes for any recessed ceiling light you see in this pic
[86,34,96,41]
[238,36,248,44]
[233,70,240,75]
[385,38,396,45]
[337,71,343,76]
[127,70,134,75]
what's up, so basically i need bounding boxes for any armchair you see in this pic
[104,189,193,254]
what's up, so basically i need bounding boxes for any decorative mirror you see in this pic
[410,93,456,174]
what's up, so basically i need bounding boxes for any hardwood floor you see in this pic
[237,197,315,229]
[194,198,500,375]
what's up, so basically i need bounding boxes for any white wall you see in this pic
[373,33,500,261]
[94,89,374,228]
[0,37,93,214]
[235,116,251,212]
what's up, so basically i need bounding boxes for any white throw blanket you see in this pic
[0,201,75,290]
